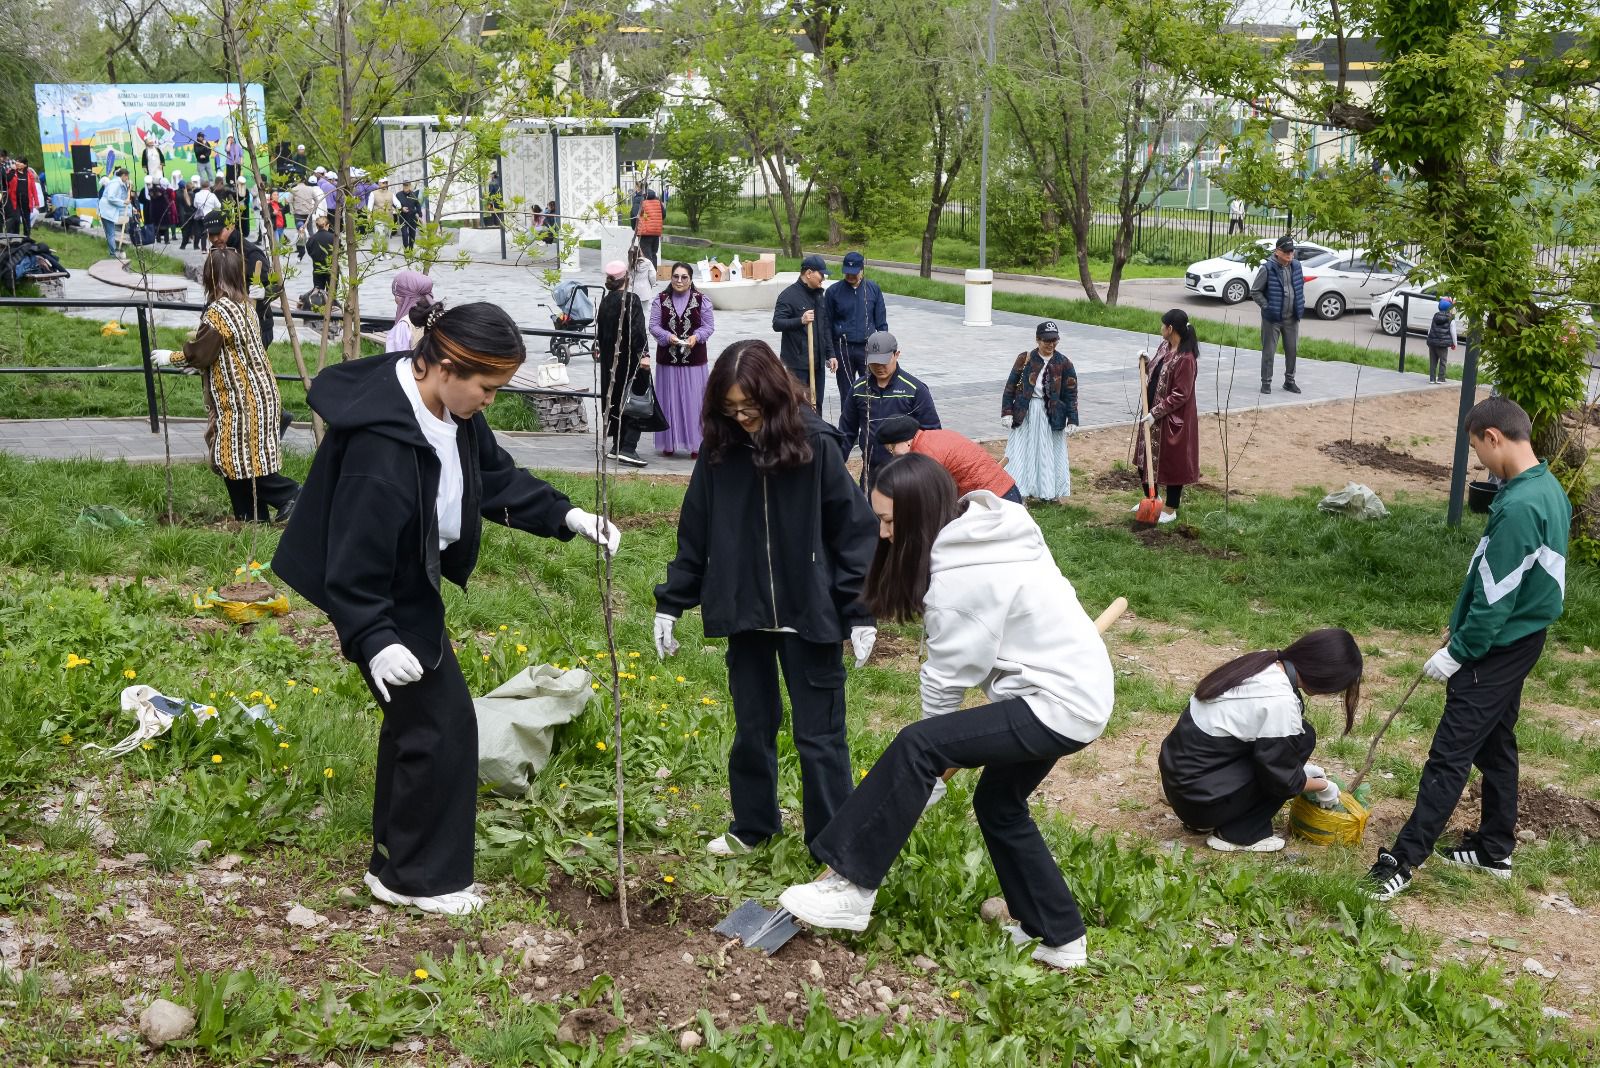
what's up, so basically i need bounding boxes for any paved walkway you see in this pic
[1,240,1446,473]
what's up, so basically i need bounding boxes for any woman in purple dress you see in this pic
[648,262,716,458]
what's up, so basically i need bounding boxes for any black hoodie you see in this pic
[273,354,575,667]
[655,409,876,642]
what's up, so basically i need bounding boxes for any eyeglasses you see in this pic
[721,404,761,419]
[671,273,691,281]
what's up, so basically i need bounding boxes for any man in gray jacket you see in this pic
[1250,235,1304,394]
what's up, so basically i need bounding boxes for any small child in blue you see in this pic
[1427,297,1458,383]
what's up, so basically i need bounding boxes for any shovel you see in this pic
[713,597,1130,955]
[1134,353,1163,528]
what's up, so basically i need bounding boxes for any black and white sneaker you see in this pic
[1365,849,1413,901]
[617,449,648,468]
[1440,837,1513,879]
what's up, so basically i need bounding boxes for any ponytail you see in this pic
[1160,308,1199,358]
[409,300,525,379]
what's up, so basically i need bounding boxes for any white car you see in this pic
[1184,238,1334,305]
[1370,280,1448,336]
[1301,250,1415,320]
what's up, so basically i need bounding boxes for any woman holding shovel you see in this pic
[272,302,621,915]
[1134,309,1201,524]
[1157,629,1363,852]
[778,453,1114,970]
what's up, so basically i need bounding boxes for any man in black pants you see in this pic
[1367,397,1571,900]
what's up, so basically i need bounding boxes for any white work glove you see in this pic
[151,347,176,364]
[248,284,267,301]
[654,613,679,659]
[1064,423,1079,436]
[368,643,423,702]
[1001,414,1013,429]
[1311,781,1342,809]
[850,626,877,668]
[565,507,620,558]
[1424,647,1462,682]
[1139,412,1155,426]
[1303,763,1325,781]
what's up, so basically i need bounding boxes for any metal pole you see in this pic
[978,0,998,270]
[1399,292,1409,372]
[1446,336,1479,527]
[137,305,158,433]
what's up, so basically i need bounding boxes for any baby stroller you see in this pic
[546,279,597,365]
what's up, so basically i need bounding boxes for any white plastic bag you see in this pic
[1317,482,1389,520]
[475,665,595,796]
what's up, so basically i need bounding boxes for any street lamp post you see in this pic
[965,0,1000,328]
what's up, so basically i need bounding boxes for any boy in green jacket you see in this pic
[1368,397,1570,900]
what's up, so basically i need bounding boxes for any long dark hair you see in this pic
[1161,308,1199,358]
[1194,628,1364,732]
[862,454,961,623]
[701,340,813,472]
[410,301,525,379]
[201,247,247,304]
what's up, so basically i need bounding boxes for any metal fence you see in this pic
[0,294,601,434]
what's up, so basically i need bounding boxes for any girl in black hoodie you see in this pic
[653,340,879,856]
[273,302,620,915]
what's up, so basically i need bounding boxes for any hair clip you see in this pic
[425,304,446,329]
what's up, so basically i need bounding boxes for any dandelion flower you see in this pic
[499,625,508,632]
[516,644,527,654]
[950,990,962,1000]
[311,687,321,695]
[483,655,491,662]
[675,675,686,683]
[591,682,600,690]
[123,668,137,680]
[558,782,568,789]
[324,767,334,778]
[249,691,263,699]
[649,675,658,681]
[668,786,679,795]
[413,968,429,980]
[279,742,290,750]
[691,803,701,811]
[65,654,90,669]
[285,680,297,688]
[59,732,74,745]
[662,874,675,884]
[628,652,640,659]
[141,742,154,751]
[700,697,715,706]
[211,754,223,764]
[596,741,607,751]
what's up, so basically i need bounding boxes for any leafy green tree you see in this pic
[661,104,749,232]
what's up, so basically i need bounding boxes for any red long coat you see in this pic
[1134,339,1201,486]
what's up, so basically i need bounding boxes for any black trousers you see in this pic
[834,340,867,403]
[1428,344,1449,381]
[361,645,478,896]
[1164,484,1183,509]
[1166,781,1288,845]
[1001,486,1025,505]
[725,631,853,846]
[224,472,299,521]
[599,362,643,454]
[810,697,1089,946]
[1227,217,1245,234]
[637,234,660,263]
[1391,629,1546,868]
[400,222,417,250]
[256,297,275,347]
[784,358,827,414]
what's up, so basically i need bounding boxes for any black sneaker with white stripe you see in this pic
[1365,849,1413,901]
[1440,836,1513,879]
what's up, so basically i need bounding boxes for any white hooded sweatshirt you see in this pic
[920,491,1115,743]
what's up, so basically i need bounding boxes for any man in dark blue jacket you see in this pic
[824,250,888,402]
[838,331,940,487]
[1249,235,1304,394]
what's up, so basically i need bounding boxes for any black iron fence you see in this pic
[0,294,601,434]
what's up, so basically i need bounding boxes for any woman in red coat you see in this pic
[1134,308,1201,523]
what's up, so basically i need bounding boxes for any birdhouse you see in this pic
[708,261,727,282]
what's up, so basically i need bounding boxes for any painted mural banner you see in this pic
[33,82,268,201]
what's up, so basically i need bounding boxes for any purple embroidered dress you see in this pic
[648,287,716,455]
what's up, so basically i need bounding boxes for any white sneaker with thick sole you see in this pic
[364,872,485,915]
[1004,923,1088,970]
[1206,834,1285,853]
[706,832,753,857]
[1158,511,1178,524]
[778,873,877,932]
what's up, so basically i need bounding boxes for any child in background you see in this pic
[1426,297,1458,384]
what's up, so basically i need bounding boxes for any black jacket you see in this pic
[273,354,576,667]
[598,289,648,418]
[1158,667,1315,808]
[772,279,835,382]
[655,409,876,642]
[306,228,336,269]
[222,227,271,289]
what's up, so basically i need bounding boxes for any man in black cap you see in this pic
[824,250,887,401]
[1249,235,1305,394]
[206,210,277,345]
[772,253,837,411]
[837,330,940,487]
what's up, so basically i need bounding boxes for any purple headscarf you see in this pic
[391,270,434,323]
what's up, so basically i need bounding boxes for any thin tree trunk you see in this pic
[337,0,360,361]
[826,185,843,246]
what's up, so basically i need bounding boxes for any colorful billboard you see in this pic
[33,82,269,198]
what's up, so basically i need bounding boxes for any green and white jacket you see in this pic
[1447,462,1570,662]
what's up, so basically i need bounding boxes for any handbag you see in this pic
[622,368,670,433]
[534,361,569,388]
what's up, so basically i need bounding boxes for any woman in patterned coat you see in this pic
[153,247,299,521]
[1000,320,1079,503]
[1133,308,1201,523]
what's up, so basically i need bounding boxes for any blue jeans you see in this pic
[102,218,119,258]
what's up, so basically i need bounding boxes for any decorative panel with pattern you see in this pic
[556,133,618,237]
[500,131,553,230]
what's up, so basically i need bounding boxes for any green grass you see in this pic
[2,452,1598,1062]
[34,224,187,274]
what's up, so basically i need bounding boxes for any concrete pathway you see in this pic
[1,240,1444,473]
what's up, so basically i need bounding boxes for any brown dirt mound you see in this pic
[216,580,277,602]
[1317,438,1452,480]
[1130,524,1241,560]
[1094,468,1145,491]
[1466,782,1600,841]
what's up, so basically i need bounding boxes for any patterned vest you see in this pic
[203,297,283,480]
[654,289,708,366]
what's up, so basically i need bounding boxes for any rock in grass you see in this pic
[679,1029,703,1052]
[805,959,825,984]
[556,1006,622,1045]
[979,897,1010,923]
[286,905,326,929]
[138,999,195,1047]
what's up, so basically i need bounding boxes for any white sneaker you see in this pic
[1158,510,1178,524]
[706,832,753,857]
[1004,923,1088,970]
[1206,834,1285,853]
[778,872,877,932]
[923,778,948,811]
[364,872,485,915]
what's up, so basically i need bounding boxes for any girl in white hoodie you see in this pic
[779,453,1114,969]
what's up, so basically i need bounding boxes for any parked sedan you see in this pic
[1370,280,1447,336]
[1184,238,1334,305]
[1301,250,1415,320]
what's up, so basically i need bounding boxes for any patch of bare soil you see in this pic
[1130,524,1242,560]
[1094,468,1145,492]
[1317,438,1453,480]
[1467,782,1600,842]
[614,508,682,531]
[215,580,276,602]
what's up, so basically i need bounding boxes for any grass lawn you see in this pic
[1,444,1597,1062]
[32,224,188,275]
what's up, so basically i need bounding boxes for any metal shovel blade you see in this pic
[713,900,801,955]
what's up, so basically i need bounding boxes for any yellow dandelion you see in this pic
[123,668,137,680]
[248,560,262,570]
[235,566,245,576]
[249,690,263,699]
[649,675,658,681]
[559,782,568,789]
[279,742,290,750]
[483,655,491,662]
[591,682,601,690]
[692,730,700,737]
[141,742,154,751]
[675,675,686,683]
[668,786,679,795]
[59,732,74,745]
[516,644,527,654]
[658,703,668,710]
[285,679,297,687]
[65,654,90,669]
[413,968,429,980]
[596,741,607,751]
[701,697,715,706]
[323,767,334,778]
[311,687,320,695]
[211,754,223,764]
[628,652,641,659]
[659,721,667,728]
[662,874,675,884]
[691,803,701,811]
[499,625,508,632]
[950,990,962,1000]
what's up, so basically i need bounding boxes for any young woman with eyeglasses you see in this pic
[653,340,878,856]
[647,261,717,457]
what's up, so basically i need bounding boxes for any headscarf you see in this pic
[391,269,434,322]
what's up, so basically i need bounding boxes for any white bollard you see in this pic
[963,268,993,327]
